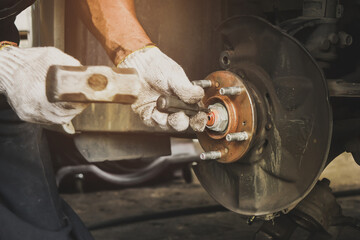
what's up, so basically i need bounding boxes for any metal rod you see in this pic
[219,86,243,96]
[192,80,212,88]
[226,132,248,142]
[200,151,222,160]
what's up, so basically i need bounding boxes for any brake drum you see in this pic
[193,16,332,217]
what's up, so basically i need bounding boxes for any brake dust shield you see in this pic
[193,16,332,217]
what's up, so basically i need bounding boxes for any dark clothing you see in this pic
[0,0,35,20]
[0,16,19,44]
[0,0,35,43]
[0,105,94,240]
[0,1,94,239]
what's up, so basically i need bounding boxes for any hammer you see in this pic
[46,65,141,104]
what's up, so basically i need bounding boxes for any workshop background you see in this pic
[15,0,360,239]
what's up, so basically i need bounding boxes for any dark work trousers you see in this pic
[0,97,94,240]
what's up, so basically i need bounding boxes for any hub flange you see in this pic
[197,71,256,163]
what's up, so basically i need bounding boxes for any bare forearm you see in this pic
[77,0,152,64]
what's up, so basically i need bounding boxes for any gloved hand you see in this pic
[118,46,208,132]
[0,46,88,125]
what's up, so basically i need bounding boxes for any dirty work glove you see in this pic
[0,46,87,125]
[118,46,208,132]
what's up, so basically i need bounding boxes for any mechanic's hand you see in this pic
[0,46,88,125]
[118,46,207,132]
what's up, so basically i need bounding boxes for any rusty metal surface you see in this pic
[74,133,171,162]
[328,79,360,98]
[32,0,65,49]
[197,71,256,163]
[71,104,168,133]
[194,16,332,217]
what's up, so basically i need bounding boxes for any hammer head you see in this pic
[46,65,141,104]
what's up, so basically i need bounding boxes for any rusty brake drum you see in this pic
[193,16,332,217]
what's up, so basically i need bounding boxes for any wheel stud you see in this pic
[200,151,222,160]
[226,132,248,142]
[192,80,212,88]
[219,86,243,96]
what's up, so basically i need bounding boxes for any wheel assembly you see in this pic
[193,16,332,217]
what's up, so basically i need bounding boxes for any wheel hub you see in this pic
[198,71,256,163]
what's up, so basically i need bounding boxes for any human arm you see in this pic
[76,0,208,131]
[75,0,152,65]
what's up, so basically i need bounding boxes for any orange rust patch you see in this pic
[196,71,256,163]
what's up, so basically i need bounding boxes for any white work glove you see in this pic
[0,46,87,125]
[118,47,208,132]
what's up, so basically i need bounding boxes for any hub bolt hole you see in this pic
[222,56,230,66]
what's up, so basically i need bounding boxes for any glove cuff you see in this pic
[116,43,157,67]
[117,46,181,85]
[0,41,18,50]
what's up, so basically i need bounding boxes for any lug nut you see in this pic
[192,80,212,88]
[200,151,222,160]
[206,103,229,132]
[226,132,249,142]
[219,86,243,96]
